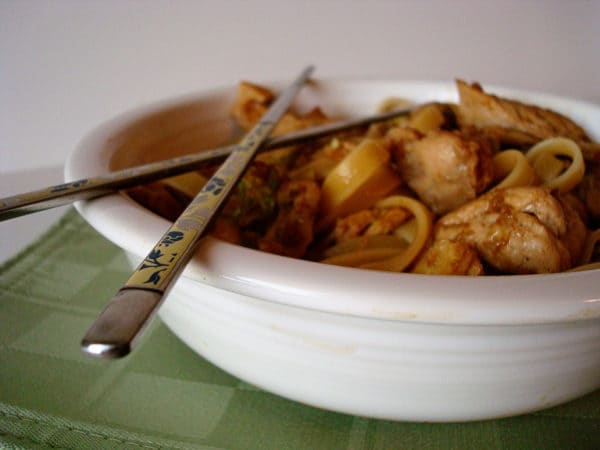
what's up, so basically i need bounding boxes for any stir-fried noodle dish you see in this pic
[128,80,600,275]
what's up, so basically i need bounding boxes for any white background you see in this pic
[1,0,599,260]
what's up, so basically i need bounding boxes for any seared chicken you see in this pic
[331,207,412,241]
[435,187,576,274]
[259,179,321,258]
[411,239,484,275]
[456,80,600,162]
[388,128,495,215]
[456,79,592,144]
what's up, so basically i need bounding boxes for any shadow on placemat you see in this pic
[1,209,599,450]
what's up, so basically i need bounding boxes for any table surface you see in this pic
[2,0,600,263]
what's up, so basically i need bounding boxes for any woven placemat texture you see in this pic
[1,209,599,449]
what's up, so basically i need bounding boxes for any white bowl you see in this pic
[65,79,600,422]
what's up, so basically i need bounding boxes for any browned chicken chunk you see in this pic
[435,187,577,274]
[388,128,495,215]
[259,179,321,258]
[411,239,484,275]
[456,80,596,153]
[332,207,412,241]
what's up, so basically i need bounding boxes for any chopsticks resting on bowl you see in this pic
[0,104,413,222]
[81,65,316,358]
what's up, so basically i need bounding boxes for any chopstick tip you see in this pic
[81,340,131,359]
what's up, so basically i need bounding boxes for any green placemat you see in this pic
[1,209,599,450]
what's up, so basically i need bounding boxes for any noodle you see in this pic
[407,104,447,133]
[319,138,401,229]
[492,150,538,189]
[322,246,407,267]
[324,234,408,258]
[526,137,585,192]
[355,196,433,272]
[569,262,600,272]
[394,218,418,243]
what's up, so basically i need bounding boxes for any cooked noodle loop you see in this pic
[322,195,433,272]
[492,150,538,189]
[526,137,585,192]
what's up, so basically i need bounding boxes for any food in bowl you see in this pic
[66,79,600,421]
[126,80,600,275]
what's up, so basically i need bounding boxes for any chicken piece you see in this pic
[364,208,413,236]
[259,179,321,258]
[318,196,429,271]
[331,209,377,241]
[459,125,521,151]
[388,128,495,215]
[331,207,412,241]
[435,187,573,274]
[456,80,592,145]
[411,239,484,275]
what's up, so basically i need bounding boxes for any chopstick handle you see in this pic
[81,65,315,358]
[0,105,412,221]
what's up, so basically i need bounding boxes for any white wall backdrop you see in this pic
[2,0,599,174]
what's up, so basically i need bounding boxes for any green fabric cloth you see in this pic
[1,209,599,450]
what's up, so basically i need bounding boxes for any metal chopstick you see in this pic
[80,65,315,358]
[0,106,412,222]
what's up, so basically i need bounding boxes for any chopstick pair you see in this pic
[79,65,318,358]
[78,67,413,359]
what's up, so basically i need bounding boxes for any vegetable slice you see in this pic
[319,138,401,228]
